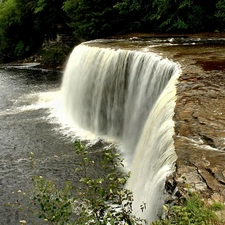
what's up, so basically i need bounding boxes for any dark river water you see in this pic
[0,66,89,224]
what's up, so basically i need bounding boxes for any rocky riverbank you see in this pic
[151,33,225,218]
[80,33,225,220]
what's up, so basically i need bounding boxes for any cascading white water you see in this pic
[126,74,179,222]
[61,43,181,223]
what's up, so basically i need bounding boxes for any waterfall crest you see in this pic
[61,43,181,222]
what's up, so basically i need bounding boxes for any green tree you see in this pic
[113,0,142,33]
[148,0,205,32]
[33,0,70,41]
[63,0,116,40]
[0,0,24,61]
[0,0,223,63]
[0,0,70,62]
[0,0,42,61]
[215,0,225,31]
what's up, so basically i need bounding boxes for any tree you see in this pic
[112,0,143,33]
[0,0,43,61]
[147,0,205,32]
[63,0,116,40]
[33,0,70,41]
[0,0,71,62]
[215,0,225,31]
[0,0,25,61]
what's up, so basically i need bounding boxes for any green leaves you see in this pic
[215,0,225,31]
[26,141,147,224]
[32,176,74,224]
[0,0,70,62]
[113,0,141,15]
[34,0,47,14]
[152,192,223,225]
[150,0,193,31]
[73,141,147,225]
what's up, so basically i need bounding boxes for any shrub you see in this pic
[30,141,146,224]
[32,176,74,224]
[151,192,224,225]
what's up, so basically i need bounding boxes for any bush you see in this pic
[30,141,146,224]
[36,45,72,69]
[32,177,74,224]
[151,192,224,225]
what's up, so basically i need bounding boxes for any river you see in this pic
[0,65,83,224]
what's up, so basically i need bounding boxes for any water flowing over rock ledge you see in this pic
[61,44,180,222]
[151,36,225,213]
[86,34,225,214]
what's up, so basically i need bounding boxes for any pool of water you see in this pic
[0,66,86,224]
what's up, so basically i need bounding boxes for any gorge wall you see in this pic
[152,34,225,212]
[100,33,225,216]
[62,33,225,221]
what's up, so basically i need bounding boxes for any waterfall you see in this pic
[61,43,181,222]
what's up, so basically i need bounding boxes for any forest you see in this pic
[0,0,225,64]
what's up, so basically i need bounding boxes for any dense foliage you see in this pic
[0,0,225,62]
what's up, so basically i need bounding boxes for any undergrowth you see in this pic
[152,191,224,225]
[9,141,224,225]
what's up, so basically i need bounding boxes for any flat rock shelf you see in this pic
[153,35,225,216]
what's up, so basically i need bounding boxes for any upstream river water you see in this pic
[0,65,92,224]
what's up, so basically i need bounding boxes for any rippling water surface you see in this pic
[0,66,90,224]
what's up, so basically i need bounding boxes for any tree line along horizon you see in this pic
[0,0,225,63]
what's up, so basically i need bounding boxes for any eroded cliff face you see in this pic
[91,34,225,208]
[153,35,225,213]
[175,69,225,190]
[74,34,225,215]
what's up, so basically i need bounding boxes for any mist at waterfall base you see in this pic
[61,44,181,222]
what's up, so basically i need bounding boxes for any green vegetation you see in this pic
[35,44,72,69]
[11,141,224,224]
[23,141,147,224]
[152,192,224,225]
[32,177,74,224]
[0,0,225,64]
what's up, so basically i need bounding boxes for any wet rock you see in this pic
[155,36,225,217]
